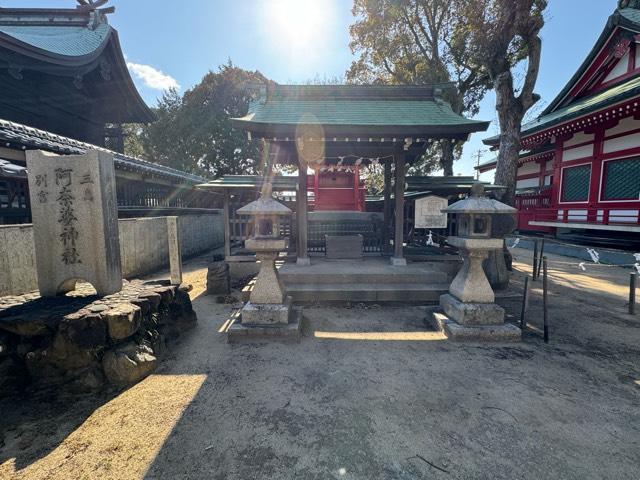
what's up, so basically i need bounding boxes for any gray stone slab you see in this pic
[26,150,122,297]
[241,297,292,325]
[228,308,303,343]
[167,217,183,286]
[439,294,505,326]
[429,310,521,343]
[325,235,363,260]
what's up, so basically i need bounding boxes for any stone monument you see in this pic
[227,182,302,342]
[430,183,521,342]
[26,150,122,297]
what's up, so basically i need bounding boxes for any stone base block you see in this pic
[390,257,407,266]
[241,297,292,325]
[429,310,521,343]
[296,257,312,266]
[228,308,303,343]
[440,294,505,326]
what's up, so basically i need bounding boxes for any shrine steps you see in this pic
[278,258,458,305]
[283,283,450,305]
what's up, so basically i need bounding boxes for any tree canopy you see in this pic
[458,0,547,204]
[347,0,492,175]
[127,62,271,178]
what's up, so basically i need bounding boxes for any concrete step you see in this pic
[280,269,448,285]
[284,283,449,304]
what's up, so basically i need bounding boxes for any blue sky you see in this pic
[4,0,622,178]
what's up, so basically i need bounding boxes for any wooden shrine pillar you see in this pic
[383,160,392,254]
[297,158,311,266]
[223,189,231,259]
[391,153,407,266]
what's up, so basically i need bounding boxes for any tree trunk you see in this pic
[493,72,523,206]
[494,126,521,206]
[440,139,455,176]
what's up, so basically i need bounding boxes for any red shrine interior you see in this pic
[308,166,366,211]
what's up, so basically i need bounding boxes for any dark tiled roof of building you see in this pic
[0,118,205,184]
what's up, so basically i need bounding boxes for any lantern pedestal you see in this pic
[428,183,521,342]
[228,197,302,343]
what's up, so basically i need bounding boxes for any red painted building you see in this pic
[308,166,366,211]
[480,1,640,236]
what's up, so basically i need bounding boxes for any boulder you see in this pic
[207,260,230,295]
[104,303,141,341]
[0,312,56,337]
[58,312,107,350]
[102,342,157,387]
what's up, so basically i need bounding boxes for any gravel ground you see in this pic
[1,248,639,480]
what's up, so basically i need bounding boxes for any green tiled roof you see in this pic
[0,23,111,57]
[619,6,640,24]
[232,85,489,137]
[240,100,484,128]
[520,75,640,136]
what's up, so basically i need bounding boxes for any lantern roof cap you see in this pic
[442,183,517,214]
[236,195,292,216]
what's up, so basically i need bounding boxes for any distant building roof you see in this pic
[197,175,298,192]
[232,85,489,139]
[0,158,26,178]
[0,118,205,184]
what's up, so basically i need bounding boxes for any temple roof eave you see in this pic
[231,119,490,140]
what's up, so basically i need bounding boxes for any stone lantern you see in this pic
[228,185,302,341]
[430,183,521,342]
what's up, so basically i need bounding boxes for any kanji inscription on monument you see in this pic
[414,195,448,229]
[26,150,122,297]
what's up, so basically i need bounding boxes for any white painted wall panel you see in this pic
[562,144,594,162]
[605,116,639,137]
[603,131,640,153]
[603,52,629,82]
[516,177,540,189]
[517,162,540,176]
[564,132,595,147]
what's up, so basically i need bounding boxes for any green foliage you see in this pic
[347,0,493,175]
[456,0,547,204]
[133,62,271,178]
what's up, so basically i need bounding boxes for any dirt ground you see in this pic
[1,248,639,480]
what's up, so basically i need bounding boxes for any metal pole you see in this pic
[520,276,529,331]
[543,257,549,343]
[533,239,539,280]
[537,239,545,280]
[630,273,637,315]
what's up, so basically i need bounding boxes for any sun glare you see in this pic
[262,0,333,66]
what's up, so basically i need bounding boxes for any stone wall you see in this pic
[0,214,224,296]
[0,280,196,393]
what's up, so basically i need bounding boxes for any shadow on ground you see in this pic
[2,251,639,479]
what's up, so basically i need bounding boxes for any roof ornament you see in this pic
[618,0,640,9]
[76,0,110,12]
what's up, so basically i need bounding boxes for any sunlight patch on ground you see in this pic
[314,331,446,341]
[512,259,629,298]
[1,374,206,480]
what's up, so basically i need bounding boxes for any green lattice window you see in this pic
[602,158,640,200]
[561,164,591,202]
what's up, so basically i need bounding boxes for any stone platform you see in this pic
[0,280,197,394]
[427,309,521,343]
[279,257,458,304]
[227,308,303,343]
